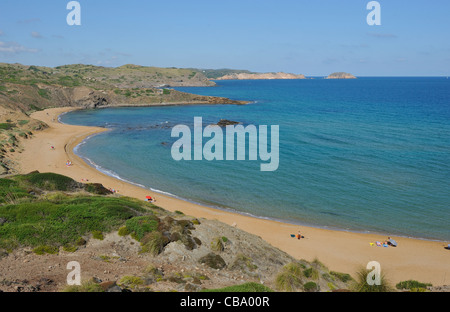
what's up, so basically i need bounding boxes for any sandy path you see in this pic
[11,107,450,286]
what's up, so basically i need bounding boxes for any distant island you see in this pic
[325,72,357,79]
[216,72,306,80]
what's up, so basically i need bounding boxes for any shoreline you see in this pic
[67,138,450,244]
[11,107,450,286]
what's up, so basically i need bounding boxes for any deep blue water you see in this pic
[60,78,450,241]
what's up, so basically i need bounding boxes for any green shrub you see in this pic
[62,280,104,292]
[33,245,59,255]
[351,268,392,292]
[0,178,32,204]
[330,271,353,283]
[396,280,432,290]
[230,254,258,272]
[202,282,273,293]
[275,262,304,292]
[76,237,87,246]
[92,230,104,240]
[44,192,69,203]
[303,281,319,292]
[118,226,130,236]
[126,216,159,241]
[18,172,80,191]
[140,231,165,255]
[84,183,113,195]
[29,104,43,112]
[0,123,15,130]
[18,120,30,126]
[63,245,78,253]
[119,276,144,289]
[303,267,319,280]
[211,237,224,252]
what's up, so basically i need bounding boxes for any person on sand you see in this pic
[297,231,302,240]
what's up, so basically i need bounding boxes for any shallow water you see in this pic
[61,78,450,241]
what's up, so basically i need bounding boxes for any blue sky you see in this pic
[0,0,449,76]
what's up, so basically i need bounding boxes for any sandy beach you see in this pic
[11,107,450,286]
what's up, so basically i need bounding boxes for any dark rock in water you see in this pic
[199,252,227,269]
[216,119,241,127]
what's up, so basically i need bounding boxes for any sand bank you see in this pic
[12,107,450,286]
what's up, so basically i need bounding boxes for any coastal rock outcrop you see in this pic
[216,72,306,80]
[216,119,241,127]
[325,72,357,79]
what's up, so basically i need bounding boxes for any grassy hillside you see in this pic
[0,63,214,89]
[0,63,248,175]
[0,172,433,293]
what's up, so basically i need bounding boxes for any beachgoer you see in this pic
[297,231,301,240]
[387,237,398,247]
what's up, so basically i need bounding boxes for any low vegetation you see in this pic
[202,282,273,292]
[0,172,148,251]
[396,280,432,291]
[0,172,416,293]
[350,267,393,292]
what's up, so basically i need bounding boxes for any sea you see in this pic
[60,77,450,241]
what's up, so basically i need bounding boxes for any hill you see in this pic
[0,172,355,292]
[0,63,248,174]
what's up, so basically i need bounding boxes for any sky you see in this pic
[0,0,449,76]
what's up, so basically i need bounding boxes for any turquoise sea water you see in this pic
[60,78,450,241]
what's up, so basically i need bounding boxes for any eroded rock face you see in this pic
[216,72,306,80]
[325,72,357,79]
